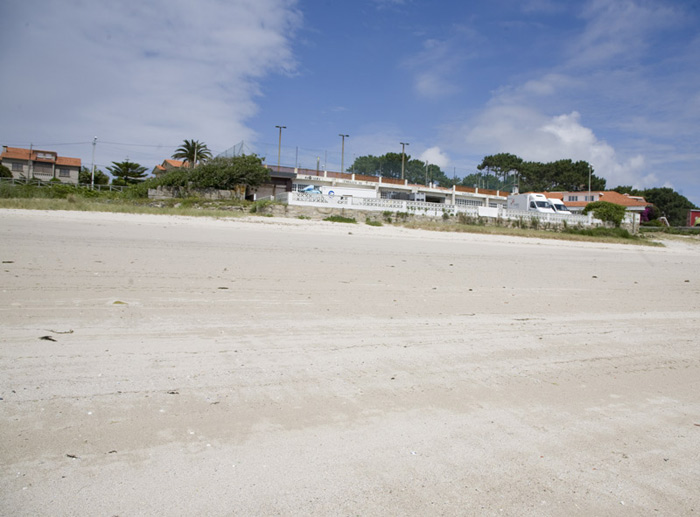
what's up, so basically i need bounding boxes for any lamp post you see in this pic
[339,134,349,174]
[400,142,409,180]
[90,136,97,188]
[275,125,286,170]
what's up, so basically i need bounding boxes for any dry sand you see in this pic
[1,208,699,516]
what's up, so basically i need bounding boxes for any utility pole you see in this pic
[400,142,409,180]
[275,125,286,170]
[28,143,33,183]
[339,134,349,174]
[91,136,97,188]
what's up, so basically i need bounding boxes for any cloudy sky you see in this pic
[1,0,698,204]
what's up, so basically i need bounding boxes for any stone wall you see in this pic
[148,185,246,200]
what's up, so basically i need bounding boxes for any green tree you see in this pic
[172,139,212,167]
[107,160,148,185]
[611,186,697,226]
[518,159,604,192]
[582,201,627,227]
[79,166,110,185]
[635,187,696,226]
[477,153,523,188]
[0,164,12,178]
[349,152,455,186]
[460,172,502,190]
[349,152,408,179]
[187,154,270,189]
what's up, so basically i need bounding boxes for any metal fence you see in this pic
[0,177,125,192]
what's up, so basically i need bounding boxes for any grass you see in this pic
[401,219,663,246]
[0,185,666,246]
[323,215,357,224]
[0,196,246,219]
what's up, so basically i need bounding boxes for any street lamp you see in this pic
[90,136,97,189]
[400,142,409,180]
[275,125,286,170]
[339,134,349,174]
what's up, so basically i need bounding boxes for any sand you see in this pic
[1,208,699,516]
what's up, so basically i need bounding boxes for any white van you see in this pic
[507,193,555,213]
[548,198,572,214]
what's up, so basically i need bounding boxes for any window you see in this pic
[11,162,23,172]
[568,196,578,202]
[59,169,70,178]
[456,198,482,207]
[33,163,52,175]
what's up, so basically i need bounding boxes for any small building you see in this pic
[152,159,185,177]
[546,191,650,214]
[687,209,700,226]
[1,146,81,184]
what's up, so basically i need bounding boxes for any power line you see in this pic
[0,141,92,147]
[99,141,180,148]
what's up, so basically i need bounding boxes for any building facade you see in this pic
[1,146,81,185]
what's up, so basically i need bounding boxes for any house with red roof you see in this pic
[152,159,185,177]
[545,191,651,214]
[1,146,81,184]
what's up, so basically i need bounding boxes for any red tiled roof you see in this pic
[1,146,80,167]
[163,159,184,167]
[545,191,650,208]
[56,156,81,167]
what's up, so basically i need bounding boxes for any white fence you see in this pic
[282,191,603,227]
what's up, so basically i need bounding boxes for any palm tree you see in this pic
[172,139,212,168]
[106,160,148,185]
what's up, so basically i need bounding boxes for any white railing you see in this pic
[285,191,613,228]
[501,209,593,226]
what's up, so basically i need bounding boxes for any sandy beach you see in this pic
[1,208,699,516]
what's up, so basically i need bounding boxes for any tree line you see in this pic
[347,151,696,225]
[70,140,696,226]
[77,139,269,190]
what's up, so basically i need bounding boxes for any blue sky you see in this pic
[1,0,698,205]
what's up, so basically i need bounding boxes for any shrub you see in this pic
[324,215,356,223]
[250,199,273,213]
[457,213,474,225]
[120,177,160,199]
[563,226,634,239]
[582,201,627,227]
[188,155,269,190]
[366,219,382,227]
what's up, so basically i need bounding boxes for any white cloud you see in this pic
[569,0,682,67]
[402,38,463,99]
[464,107,653,189]
[0,0,301,168]
[420,146,450,168]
